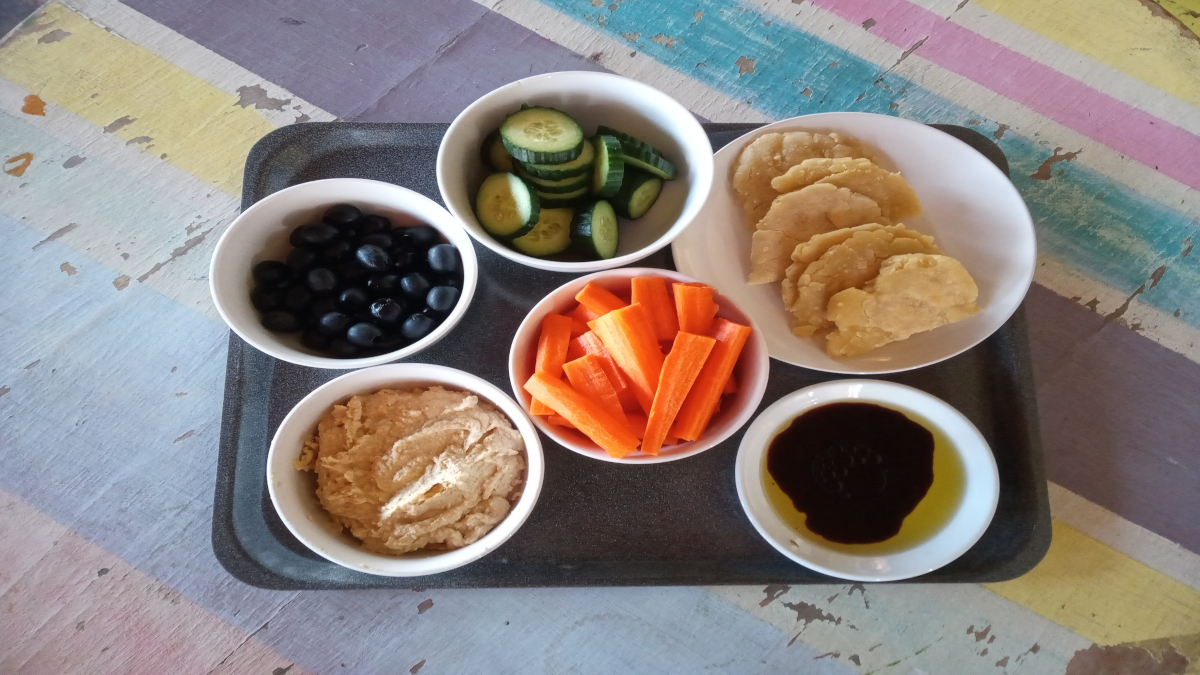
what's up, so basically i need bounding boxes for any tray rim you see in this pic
[212,121,1052,590]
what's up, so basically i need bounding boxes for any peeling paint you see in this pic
[894,36,929,66]
[0,387,9,399]
[994,123,1009,139]
[1149,264,1168,290]
[126,136,153,146]
[113,275,130,290]
[1065,643,1187,675]
[137,228,212,283]
[173,430,194,443]
[33,223,78,249]
[280,17,304,25]
[782,600,841,629]
[97,568,109,577]
[62,155,85,169]
[968,624,993,642]
[4,153,34,177]
[1030,147,1081,179]
[235,84,292,111]
[862,17,876,29]
[103,116,137,133]
[37,28,72,44]
[760,584,791,606]
[417,598,434,614]
[650,33,682,49]
[60,262,77,276]
[410,660,426,674]
[22,95,46,116]
[1106,284,1146,323]
[693,11,704,24]
[24,360,40,370]
[622,31,639,42]
[736,55,756,75]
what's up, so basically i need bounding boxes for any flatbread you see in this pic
[770,157,875,194]
[772,158,922,222]
[825,253,980,357]
[732,132,870,229]
[748,230,801,284]
[782,224,941,336]
[755,183,882,243]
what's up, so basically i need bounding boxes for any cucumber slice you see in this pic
[591,135,625,198]
[595,125,678,180]
[474,172,539,238]
[500,107,585,164]
[571,200,619,260]
[613,169,663,219]
[481,130,514,173]
[512,207,573,257]
[537,185,590,208]
[518,139,594,179]
[514,166,591,193]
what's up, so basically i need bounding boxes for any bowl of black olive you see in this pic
[209,178,478,368]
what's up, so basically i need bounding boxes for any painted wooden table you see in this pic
[2,0,1198,673]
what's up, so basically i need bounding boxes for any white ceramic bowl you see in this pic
[735,380,999,581]
[673,112,1036,374]
[267,363,544,577]
[210,178,479,369]
[508,268,769,464]
[437,71,714,272]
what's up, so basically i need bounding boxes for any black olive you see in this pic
[250,287,283,311]
[425,286,460,314]
[388,248,413,270]
[301,329,331,350]
[399,272,431,301]
[318,311,352,336]
[306,267,338,294]
[252,260,292,286]
[346,322,383,347]
[373,331,405,350]
[286,248,319,270]
[283,286,314,312]
[361,233,394,249]
[355,244,391,271]
[370,298,406,324]
[408,225,441,247]
[328,338,360,358]
[337,286,370,311]
[336,259,369,284]
[392,229,416,250]
[322,204,362,226]
[310,295,338,317]
[426,244,460,274]
[367,273,401,296]
[321,240,352,261]
[290,223,339,247]
[444,276,463,290]
[360,214,391,235]
[261,310,302,332]
[400,313,436,341]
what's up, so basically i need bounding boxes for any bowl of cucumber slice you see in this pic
[436,71,714,272]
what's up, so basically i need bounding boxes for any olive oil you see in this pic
[762,402,966,555]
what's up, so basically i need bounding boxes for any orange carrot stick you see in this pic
[642,331,715,455]
[624,411,648,439]
[577,331,639,412]
[575,281,628,316]
[545,413,576,429]
[569,317,591,338]
[630,276,679,342]
[673,283,718,336]
[531,399,554,415]
[671,318,752,441]
[722,374,738,395]
[524,371,640,458]
[535,313,574,379]
[566,335,587,361]
[570,302,601,324]
[592,303,665,415]
[562,354,627,425]
[663,432,680,446]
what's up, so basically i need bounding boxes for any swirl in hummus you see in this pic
[294,386,526,555]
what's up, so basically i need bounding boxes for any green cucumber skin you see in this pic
[512,208,573,257]
[591,135,625,198]
[613,169,663,219]
[594,125,678,180]
[518,139,595,179]
[621,153,677,181]
[571,200,619,260]
[514,167,591,194]
[500,107,585,164]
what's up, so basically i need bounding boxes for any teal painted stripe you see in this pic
[542,0,1200,324]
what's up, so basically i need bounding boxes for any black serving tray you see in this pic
[213,122,1050,589]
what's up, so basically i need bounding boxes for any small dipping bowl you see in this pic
[735,380,999,581]
[267,363,544,577]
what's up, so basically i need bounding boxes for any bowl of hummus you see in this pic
[268,363,544,576]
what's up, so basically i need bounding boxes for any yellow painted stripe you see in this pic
[0,2,275,195]
[1157,0,1200,37]
[973,0,1200,109]
[986,521,1200,646]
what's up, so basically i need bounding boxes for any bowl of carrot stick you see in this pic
[508,268,769,463]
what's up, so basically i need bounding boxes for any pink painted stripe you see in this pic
[807,0,1200,191]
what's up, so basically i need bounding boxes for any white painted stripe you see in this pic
[61,0,335,127]
[740,0,1200,224]
[1048,481,1200,594]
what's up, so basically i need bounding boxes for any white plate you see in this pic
[673,113,1036,373]
[735,380,999,582]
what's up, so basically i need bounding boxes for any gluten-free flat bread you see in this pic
[732,132,870,229]
[773,158,922,222]
[756,183,882,242]
[825,253,980,357]
[783,224,941,337]
[748,230,801,284]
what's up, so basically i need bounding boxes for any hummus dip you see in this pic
[295,386,526,555]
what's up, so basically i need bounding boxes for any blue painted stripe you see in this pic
[539,0,1199,323]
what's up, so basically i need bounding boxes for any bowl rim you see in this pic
[435,70,714,273]
[734,379,1000,581]
[209,177,479,369]
[266,363,545,577]
[672,111,1037,375]
[507,267,770,464]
